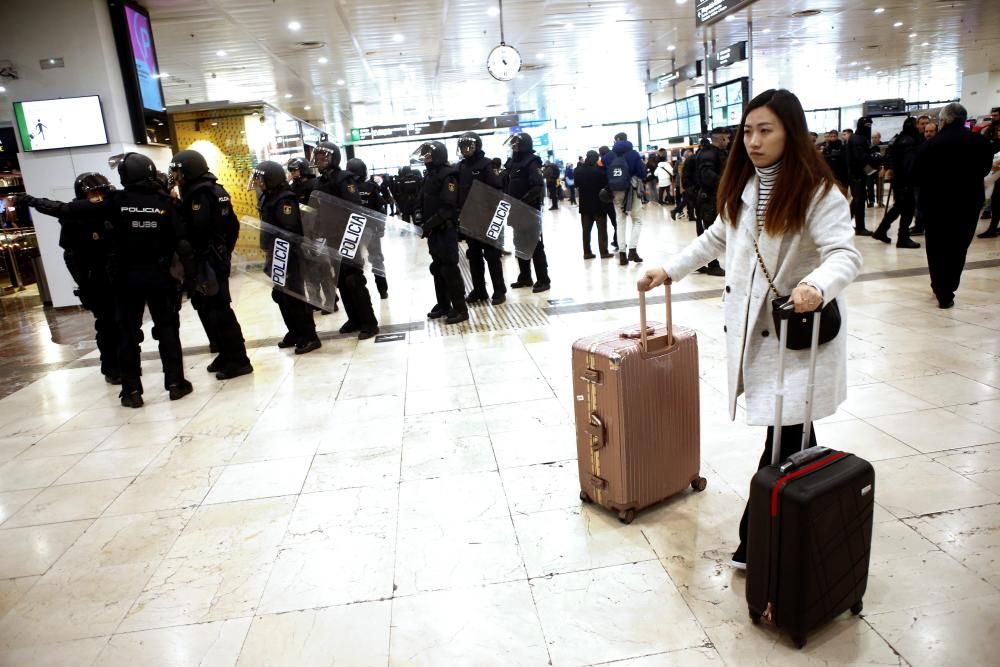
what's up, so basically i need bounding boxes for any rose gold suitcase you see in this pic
[572,285,705,523]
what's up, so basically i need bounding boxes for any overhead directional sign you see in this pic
[695,0,759,27]
[706,41,748,71]
[350,115,519,143]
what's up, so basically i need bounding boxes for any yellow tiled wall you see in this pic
[171,111,262,261]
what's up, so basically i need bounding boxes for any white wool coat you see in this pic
[663,177,863,426]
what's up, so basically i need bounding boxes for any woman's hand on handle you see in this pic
[791,283,824,313]
[637,268,671,292]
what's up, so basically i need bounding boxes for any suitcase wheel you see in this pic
[691,476,707,492]
[618,508,636,524]
[749,611,761,625]
[851,600,863,616]
[579,491,593,504]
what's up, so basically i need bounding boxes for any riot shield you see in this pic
[233,216,340,312]
[458,179,542,260]
[303,190,420,277]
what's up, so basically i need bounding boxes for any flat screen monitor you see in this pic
[710,78,748,129]
[803,108,842,135]
[647,94,705,142]
[12,96,109,152]
[871,114,908,143]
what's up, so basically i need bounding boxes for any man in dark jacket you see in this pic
[604,132,647,264]
[598,146,618,249]
[396,166,423,223]
[912,103,994,308]
[506,132,550,292]
[169,149,253,379]
[313,141,379,339]
[23,153,194,407]
[457,131,506,305]
[252,161,321,354]
[574,151,612,258]
[543,161,560,210]
[846,116,876,235]
[821,130,850,188]
[873,118,921,248]
[694,131,728,276]
[379,174,397,216]
[415,141,468,324]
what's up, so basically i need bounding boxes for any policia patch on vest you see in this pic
[346,184,356,193]
[282,203,294,215]
[192,202,202,211]
[447,181,457,192]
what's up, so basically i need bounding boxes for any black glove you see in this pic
[16,194,37,207]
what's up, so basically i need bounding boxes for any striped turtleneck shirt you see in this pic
[755,161,782,231]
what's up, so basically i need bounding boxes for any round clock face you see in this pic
[487,44,522,81]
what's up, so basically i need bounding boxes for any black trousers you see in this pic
[546,182,559,208]
[80,282,121,377]
[875,186,914,244]
[117,271,185,394]
[671,193,686,217]
[338,264,378,330]
[866,173,877,205]
[697,196,723,270]
[273,289,317,343]
[738,424,819,546]
[466,238,505,297]
[925,208,979,305]
[516,234,549,285]
[192,274,249,369]
[567,186,577,205]
[849,178,868,231]
[982,186,1000,234]
[581,212,609,255]
[428,224,466,312]
[606,205,618,247]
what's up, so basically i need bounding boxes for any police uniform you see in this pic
[417,163,466,317]
[315,167,379,336]
[358,179,389,298]
[27,185,189,400]
[180,176,252,375]
[58,192,121,381]
[397,168,423,223]
[458,151,506,302]
[260,188,320,348]
[504,151,550,290]
[290,175,316,205]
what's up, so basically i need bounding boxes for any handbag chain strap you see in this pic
[750,232,782,300]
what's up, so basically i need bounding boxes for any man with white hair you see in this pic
[912,103,994,308]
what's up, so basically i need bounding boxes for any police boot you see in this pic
[207,355,223,373]
[277,334,298,349]
[466,289,489,304]
[295,339,322,355]
[446,309,470,325]
[427,304,449,319]
[215,363,254,381]
[375,275,389,300]
[119,378,143,409]
[168,380,193,401]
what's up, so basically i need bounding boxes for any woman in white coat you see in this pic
[654,158,673,204]
[638,89,863,569]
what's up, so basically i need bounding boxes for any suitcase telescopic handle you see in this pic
[771,303,822,466]
[638,283,673,353]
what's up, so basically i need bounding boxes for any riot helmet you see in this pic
[345,158,368,182]
[286,156,314,179]
[504,132,533,154]
[73,172,114,200]
[399,165,412,176]
[312,141,342,171]
[108,152,158,187]
[247,161,288,193]
[412,141,448,167]
[457,132,482,159]
[168,150,210,186]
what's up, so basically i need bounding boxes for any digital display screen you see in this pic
[803,109,842,135]
[871,115,908,143]
[125,5,165,112]
[647,95,705,142]
[710,78,748,129]
[13,96,109,152]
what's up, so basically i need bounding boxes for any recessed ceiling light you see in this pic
[336,79,345,86]
[724,15,735,21]
[667,45,676,51]
[284,93,293,98]
[216,50,227,57]
[304,105,311,110]
[850,61,858,66]
[288,21,301,31]
[211,122,218,127]
[893,21,903,27]
[874,7,884,13]
[487,7,499,16]
[864,66,871,70]
[676,0,687,5]
[392,33,404,43]
[536,52,544,59]
[0,86,6,93]
[318,57,328,64]
[909,32,917,38]
[564,23,573,30]
[921,42,929,46]
[762,28,771,34]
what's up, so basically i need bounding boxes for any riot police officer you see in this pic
[22,154,193,408]
[414,141,468,324]
[379,173,397,216]
[251,161,321,354]
[58,172,121,384]
[287,157,316,205]
[504,133,550,292]
[456,131,506,305]
[312,141,380,339]
[396,165,423,223]
[345,158,390,300]
[169,149,253,379]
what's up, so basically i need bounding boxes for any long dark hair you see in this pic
[719,89,837,235]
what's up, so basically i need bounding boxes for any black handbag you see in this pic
[750,233,841,350]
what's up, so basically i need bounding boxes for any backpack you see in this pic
[607,151,631,191]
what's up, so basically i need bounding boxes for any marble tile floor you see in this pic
[1,204,1000,665]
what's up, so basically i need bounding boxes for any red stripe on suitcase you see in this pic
[770,452,849,517]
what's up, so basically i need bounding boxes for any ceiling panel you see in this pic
[144,0,996,139]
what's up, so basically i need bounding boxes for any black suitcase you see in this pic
[745,305,875,649]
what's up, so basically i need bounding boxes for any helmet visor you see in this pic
[246,169,266,192]
[458,137,478,159]
[311,147,332,170]
[107,153,128,171]
[411,144,434,164]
